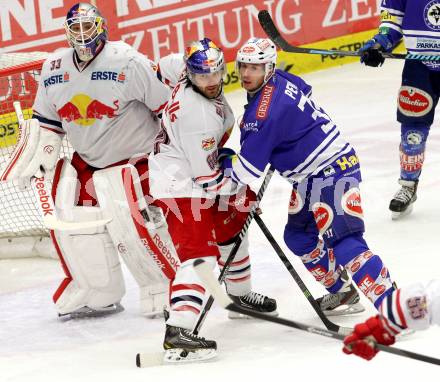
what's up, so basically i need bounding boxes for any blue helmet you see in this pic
[184,38,225,79]
[64,3,108,62]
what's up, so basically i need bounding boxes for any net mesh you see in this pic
[0,53,73,239]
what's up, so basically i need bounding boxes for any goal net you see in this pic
[0,53,72,258]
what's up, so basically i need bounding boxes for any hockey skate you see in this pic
[389,179,418,220]
[316,271,365,316]
[58,303,124,320]
[161,325,217,364]
[228,291,278,319]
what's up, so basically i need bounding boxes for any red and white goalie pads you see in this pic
[52,159,125,315]
[0,119,62,182]
[93,164,180,316]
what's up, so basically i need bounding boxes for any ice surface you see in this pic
[1,60,439,381]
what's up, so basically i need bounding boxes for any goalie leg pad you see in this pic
[51,159,125,315]
[93,164,180,316]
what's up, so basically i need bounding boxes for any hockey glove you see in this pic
[218,147,236,167]
[343,315,396,360]
[359,34,393,67]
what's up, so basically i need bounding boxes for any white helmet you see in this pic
[236,37,277,83]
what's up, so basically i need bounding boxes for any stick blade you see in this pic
[193,259,233,309]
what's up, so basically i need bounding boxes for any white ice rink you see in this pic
[1,60,439,381]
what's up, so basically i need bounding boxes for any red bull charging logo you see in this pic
[57,93,119,126]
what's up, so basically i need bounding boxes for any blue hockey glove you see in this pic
[359,34,393,67]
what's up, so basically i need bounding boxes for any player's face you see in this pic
[70,20,96,42]
[239,62,265,92]
[193,71,223,98]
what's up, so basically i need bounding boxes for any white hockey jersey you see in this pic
[380,280,440,333]
[148,55,237,199]
[32,41,170,168]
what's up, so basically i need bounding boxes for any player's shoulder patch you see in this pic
[256,83,275,120]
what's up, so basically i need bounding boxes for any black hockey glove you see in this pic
[359,34,393,67]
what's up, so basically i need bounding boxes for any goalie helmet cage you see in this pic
[0,53,72,259]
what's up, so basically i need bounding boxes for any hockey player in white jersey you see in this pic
[343,280,440,360]
[148,38,277,362]
[0,2,179,319]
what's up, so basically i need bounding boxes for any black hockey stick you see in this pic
[192,166,275,335]
[258,10,440,62]
[194,259,440,366]
[253,214,351,335]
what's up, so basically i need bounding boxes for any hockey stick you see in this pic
[11,101,111,231]
[253,214,352,335]
[194,259,440,366]
[192,166,275,335]
[258,10,440,62]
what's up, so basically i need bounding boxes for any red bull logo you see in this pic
[57,93,119,126]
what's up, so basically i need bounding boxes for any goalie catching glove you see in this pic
[0,119,62,182]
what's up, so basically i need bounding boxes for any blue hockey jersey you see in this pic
[379,0,440,69]
[224,70,357,185]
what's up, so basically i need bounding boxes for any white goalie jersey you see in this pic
[32,41,170,168]
[149,54,238,199]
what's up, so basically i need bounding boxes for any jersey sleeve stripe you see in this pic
[381,7,404,16]
[231,169,246,184]
[237,154,263,177]
[309,143,352,176]
[33,113,63,129]
[205,177,228,192]
[395,288,408,328]
[194,169,221,182]
[229,155,262,184]
[382,22,403,34]
[194,170,224,189]
[282,126,338,177]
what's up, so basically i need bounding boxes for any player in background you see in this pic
[0,3,179,319]
[343,280,440,361]
[148,38,277,362]
[359,1,440,219]
[220,37,398,317]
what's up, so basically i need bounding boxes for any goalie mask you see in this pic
[184,38,225,98]
[236,38,277,89]
[64,2,108,62]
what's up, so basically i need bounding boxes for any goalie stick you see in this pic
[11,101,111,231]
[253,214,352,335]
[193,258,440,366]
[192,166,275,335]
[258,10,440,62]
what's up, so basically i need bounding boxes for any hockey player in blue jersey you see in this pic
[359,0,440,219]
[220,37,396,315]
